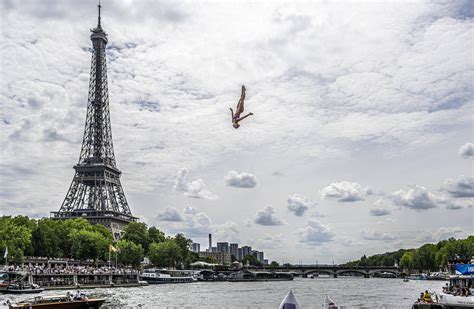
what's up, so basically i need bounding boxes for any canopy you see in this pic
[455,264,474,275]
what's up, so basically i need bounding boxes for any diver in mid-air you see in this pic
[230,85,253,129]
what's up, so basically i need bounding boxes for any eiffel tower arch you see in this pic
[51,4,137,240]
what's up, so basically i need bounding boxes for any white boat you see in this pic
[437,264,474,308]
[139,269,194,284]
[279,290,301,309]
[323,295,339,309]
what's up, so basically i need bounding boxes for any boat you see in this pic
[0,283,44,294]
[279,290,301,309]
[7,294,105,308]
[437,264,474,308]
[323,294,339,309]
[139,269,194,284]
[404,278,410,282]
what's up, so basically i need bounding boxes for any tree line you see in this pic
[343,236,474,272]
[0,216,196,268]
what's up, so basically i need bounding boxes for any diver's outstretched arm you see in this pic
[230,108,234,119]
[237,112,253,122]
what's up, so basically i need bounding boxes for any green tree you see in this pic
[173,234,192,265]
[0,216,32,264]
[269,261,280,267]
[148,227,165,244]
[70,229,111,261]
[148,241,181,268]
[117,239,144,267]
[399,251,414,271]
[122,222,149,253]
[32,219,64,258]
[243,254,261,266]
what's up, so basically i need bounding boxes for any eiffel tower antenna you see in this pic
[52,2,137,239]
[98,0,101,28]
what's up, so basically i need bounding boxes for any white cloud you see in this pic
[255,234,284,249]
[416,227,464,243]
[458,142,474,158]
[320,181,373,202]
[213,221,240,243]
[224,171,258,188]
[173,168,218,200]
[298,219,335,244]
[391,185,439,210]
[287,194,312,216]
[155,207,183,222]
[254,206,285,226]
[361,230,397,241]
[183,205,199,215]
[441,175,474,198]
[369,198,393,216]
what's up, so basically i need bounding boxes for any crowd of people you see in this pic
[1,265,139,275]
[442,283,473,297]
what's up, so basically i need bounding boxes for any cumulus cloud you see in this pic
[255,234,284,249]
[391,185,439,210]
[183,205,199,215]
[298,219,335,244]
[174,168,218,200]
[361,230,397,241]
[458,142,474,158]
[416,227,464,243]
[320,181,373,202]
[155,207,183,222]
[213,221,240,243]
[224,171,258,188]
[287,194,312,216]
[369,198,393,216]
[441,175,474,198]
[254,206,285,226]
[158,207,212,237]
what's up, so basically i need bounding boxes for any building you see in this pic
[198,252,231,266]
[237,248,243,261]
[211,247,217,253]
[258,251,264,263]
[216,242,229,253]
[50,3,137,239]
[241,246,252,258]
[229,243,238,258]
[191,243,200,253]
[208,234,212,251]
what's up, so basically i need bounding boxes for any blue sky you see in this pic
[0,0,473,263]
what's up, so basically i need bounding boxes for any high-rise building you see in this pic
[208,234,212,251]
[216,242,229,253]
[191,243,200,253]
[241,246,252,258]
[211,247,217,253]
[229,243,238,258]
[258,251,264,263]
[237,248,243,261]
[51,3,137,239]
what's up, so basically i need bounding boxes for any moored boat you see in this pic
[437,264,474,308]
[0,283,44,294]
[140,269,194,284]
[7,294,105,309]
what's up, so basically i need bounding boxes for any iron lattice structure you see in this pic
[52,5,136,239]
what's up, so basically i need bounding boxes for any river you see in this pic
[1,277,444,308]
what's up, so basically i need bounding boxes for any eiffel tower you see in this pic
[51,3,137,239]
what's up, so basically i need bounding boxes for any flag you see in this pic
[109,245,117,252]
[3,247,8,259]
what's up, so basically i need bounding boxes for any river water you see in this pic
[1,277,444,308]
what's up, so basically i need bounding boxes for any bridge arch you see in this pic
[336,269,368,276]
[368,269,399,275]
[303,269,335,276]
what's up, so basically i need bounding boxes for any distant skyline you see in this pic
[0,0,473,264]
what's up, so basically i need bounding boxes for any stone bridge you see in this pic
[251,265,399,278]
